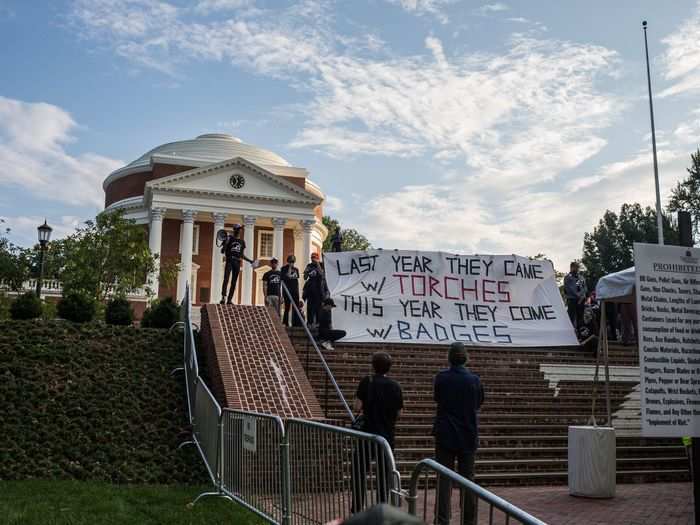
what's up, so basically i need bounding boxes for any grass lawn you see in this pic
[0,480,264,525]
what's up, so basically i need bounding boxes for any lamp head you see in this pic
[37,220,52,246]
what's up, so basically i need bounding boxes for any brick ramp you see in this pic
[286,329,690,487]
[200,304,323,419]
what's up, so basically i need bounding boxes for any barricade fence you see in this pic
[177,286,544,525]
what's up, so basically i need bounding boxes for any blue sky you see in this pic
[1,0,699,270]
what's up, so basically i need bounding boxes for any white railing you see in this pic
[0,279,148,300]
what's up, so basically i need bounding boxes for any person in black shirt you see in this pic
[280,254,302,326]
[303,252,325,327]
[351,352,403,514]
[220,225,254,304]
[316,298,346,350]
[433,342,484,525]
[262,258,282,314]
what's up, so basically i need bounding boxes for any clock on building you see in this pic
[229,174,245,189]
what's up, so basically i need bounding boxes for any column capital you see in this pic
[271,217,287,228]
[182,209,197,223]
[293,229,304,240]
[212,212,227,224]
[301,219,315,232]
[150,208,166,221]
[243,215,257,227]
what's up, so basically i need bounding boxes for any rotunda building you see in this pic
[103,133,327,305]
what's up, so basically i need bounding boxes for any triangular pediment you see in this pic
[145,157,322,205]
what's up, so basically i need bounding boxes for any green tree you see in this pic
[322,216,372,252]
[581,203,678,290]
[668,148,700,242]
[0,220,31,291]
[60,210,157,302]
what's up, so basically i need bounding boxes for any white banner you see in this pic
[324,250,577,347]
[634,242,700,438]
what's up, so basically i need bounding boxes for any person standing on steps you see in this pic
[564,261,587,331]
[433,342,484,525]
[262,258,282,315]
[303,252,326,327]
[351,352,404,514]
[220,224,256,304]
[280,254,302,326]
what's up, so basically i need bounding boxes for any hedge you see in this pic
[0,321,208,485]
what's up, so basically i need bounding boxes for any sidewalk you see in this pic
[475,483,692,525]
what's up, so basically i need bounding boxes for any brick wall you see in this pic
[200,304,323,419]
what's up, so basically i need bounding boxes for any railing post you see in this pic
[280,432,292,525]
[218,412,225,495]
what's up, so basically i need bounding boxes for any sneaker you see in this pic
[320,341,334,350]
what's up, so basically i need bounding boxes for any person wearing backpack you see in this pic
[350,352,403,514]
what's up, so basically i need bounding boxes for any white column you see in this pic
[177,209,196,302]
[301,219,315,267]
[272,217,287,263]
[241,215,257,305]
[293,229,304,267]
[147,207,165,295]
[210,212,226,304]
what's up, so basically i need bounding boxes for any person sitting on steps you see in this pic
[317,298,346,350]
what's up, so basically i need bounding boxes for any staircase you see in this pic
[287,328,690,486]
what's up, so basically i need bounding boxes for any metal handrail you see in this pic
[280,281,354,421]
[408,459,547,525]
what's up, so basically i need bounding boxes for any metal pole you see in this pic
[643,20,664,245]
[35,245,46,298]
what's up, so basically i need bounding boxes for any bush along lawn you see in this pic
[0,480,263,525]
[0,320,208,485]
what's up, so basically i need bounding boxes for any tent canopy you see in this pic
[595,266,635,303]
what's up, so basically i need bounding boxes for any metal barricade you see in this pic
[192,379,223,488]
[407,459,547,525]
[220,410,288,525]
[285,419,401,525]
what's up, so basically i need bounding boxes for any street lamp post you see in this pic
[642,20,665,245]
[35,220,52,298]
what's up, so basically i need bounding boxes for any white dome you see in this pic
[125,133,290,170]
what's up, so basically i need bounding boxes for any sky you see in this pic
[1,0,699,271]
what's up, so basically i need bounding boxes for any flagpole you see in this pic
[643,20,664,245]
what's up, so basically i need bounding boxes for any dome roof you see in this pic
[125,133,291,170]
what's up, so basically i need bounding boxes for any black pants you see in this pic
[606,302,618,341]
[221,258,241,303]
[567,298,584,329]
[283,293,302,326]
[307,295,322,325]
[318,329,346,343]
[350,441,392,514]
[435,445,476,525]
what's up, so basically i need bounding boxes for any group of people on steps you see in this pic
[218,224,345,349]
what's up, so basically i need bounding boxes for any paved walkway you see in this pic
[476,483,692,525]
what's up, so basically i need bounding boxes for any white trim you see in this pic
[254,264,270,306]
[179,223,200,255]
[257,229,274,259]
[105,195,145,211]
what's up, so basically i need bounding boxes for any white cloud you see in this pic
[384,0,457,23]
[660,1,700,97]
[1,215,83,247]
[0,96,122,209]
[194,0,253,14]
[324,195,344,213]
[673,109,700,144]
[479,3,509,14]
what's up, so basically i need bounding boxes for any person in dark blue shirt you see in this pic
[433,342,484,525]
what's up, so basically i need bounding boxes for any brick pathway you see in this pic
[412,483,693,525]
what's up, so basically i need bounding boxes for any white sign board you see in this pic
[324,250,578,347]
[634,242,700,437]
[242,416,257,452]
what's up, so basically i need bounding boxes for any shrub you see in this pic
[57,293,96,323]
[10,292,42,320]
[41,300,57,321]
[0,293,11,320]
[105,297,133,326]
[141,297,180,329]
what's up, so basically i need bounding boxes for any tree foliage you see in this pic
[668,148,700,242]
[581,203,678,290]
[322,216,372,252]
[60,211,156,302]
[0,221,31,291]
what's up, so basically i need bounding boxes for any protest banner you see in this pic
[324,250,578,347]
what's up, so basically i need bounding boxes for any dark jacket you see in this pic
[433,366,484,452]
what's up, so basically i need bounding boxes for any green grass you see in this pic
[0,480,264,525]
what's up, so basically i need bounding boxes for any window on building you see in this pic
[178,224,200,255]
[258,231,273,259]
